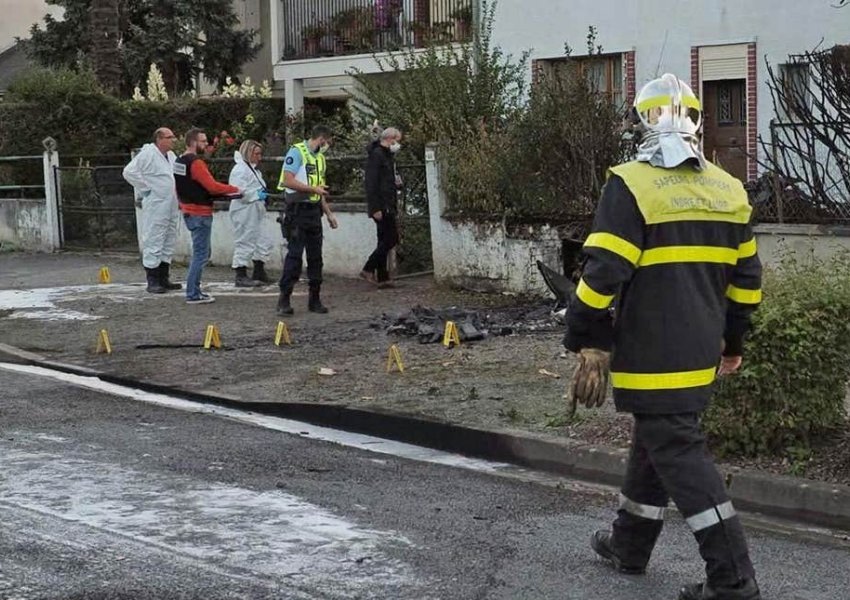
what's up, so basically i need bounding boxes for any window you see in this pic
[537,53,624,106]
[718,85,733,123]
[711,81,746,127]
[780,62,810,121]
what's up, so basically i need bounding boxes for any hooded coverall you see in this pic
[122,143,179,269]
[228,151,274,269]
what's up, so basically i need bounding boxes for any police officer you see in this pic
[565,74,763,600]
[276,125,338,315]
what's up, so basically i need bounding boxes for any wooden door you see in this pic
[702,80,748,181]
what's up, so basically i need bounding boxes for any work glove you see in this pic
[569,348,611,416]
[258,189,269,202]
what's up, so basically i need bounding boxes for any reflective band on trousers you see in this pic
[686,501,736,532]
[611,367,716,391]
[619,493,666,521]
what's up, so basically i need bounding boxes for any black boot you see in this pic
[277,290,294,315]
[159,262,182,291]
[252,260,272,285]
[678,579,761,600]
[145,267,166,294]
[590,530,646,575]
[235,266,262,288]
[308,287,328,314]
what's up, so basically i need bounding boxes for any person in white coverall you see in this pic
[122,127,182,294]
[228,140,274,287]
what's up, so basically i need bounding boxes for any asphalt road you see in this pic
[1,365,848,600]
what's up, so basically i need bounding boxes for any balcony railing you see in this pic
[280,0,473,61]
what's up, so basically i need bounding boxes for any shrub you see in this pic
[704,248,850,458]
[441,34,630,224]
[0,67,286,157]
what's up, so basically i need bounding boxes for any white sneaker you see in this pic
[186,293,215,305]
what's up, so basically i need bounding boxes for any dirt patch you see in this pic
[3,253,850,486]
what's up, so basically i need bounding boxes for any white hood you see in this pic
[228,151,266,203]
[636,132,707,171]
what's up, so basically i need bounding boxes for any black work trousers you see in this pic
[362,212,399,282]
[279,204,323,293]
[612,413,755,587]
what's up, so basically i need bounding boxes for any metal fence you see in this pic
[55,164,138,251]
[280,0,472,61]
[0,155,45,199]
[1,149,432,270]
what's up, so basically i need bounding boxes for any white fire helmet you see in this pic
[633,73,706,169]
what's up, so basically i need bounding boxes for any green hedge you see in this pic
[0,97,286,157]
[0,69,287,157]
[705,250,850,460]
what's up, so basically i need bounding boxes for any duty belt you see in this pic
[284,191,314,205]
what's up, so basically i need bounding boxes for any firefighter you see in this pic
[564,73,763,600]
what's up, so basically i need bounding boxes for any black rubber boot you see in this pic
[308,287,328,314]
[277,290,294,315]
[590,530,646,575]
[145,268,166,294]
[158,262,182,291]
[235,266,262,288]
[252,260,272,285]
[678,579,761,600]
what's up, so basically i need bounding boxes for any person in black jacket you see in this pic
[566,74,762,600]
[361,127,403,287]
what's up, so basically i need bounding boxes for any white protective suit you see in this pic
[228,151,273,268]
[122,144,179,269]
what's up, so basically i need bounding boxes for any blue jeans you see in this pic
[184,215,212,300]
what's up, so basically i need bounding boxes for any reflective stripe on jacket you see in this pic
[565,160,762,414]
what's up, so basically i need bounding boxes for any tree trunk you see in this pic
[89,0,122,95]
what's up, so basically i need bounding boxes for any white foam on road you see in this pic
[0,442,419,595]
[0,283,296,321]
[0,284,143,321]
[0,362,512,473]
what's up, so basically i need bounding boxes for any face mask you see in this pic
[319,143,330,154]
[389,142,402,154]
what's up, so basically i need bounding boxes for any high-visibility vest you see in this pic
[278,141,327,203]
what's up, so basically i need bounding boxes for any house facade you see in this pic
[260,0,847,182]
[493,0,848,182]
[265,0,473,110]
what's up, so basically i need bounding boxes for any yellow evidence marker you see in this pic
[98,266,111,284]
[442,321,461,348]
[95,329,112,354]
[203,324,222,350]
[386,344,405,373]
[275,321,292,346]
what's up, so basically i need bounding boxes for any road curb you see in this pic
[3,342,850,532]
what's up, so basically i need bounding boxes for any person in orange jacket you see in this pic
[173,128,241,304]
